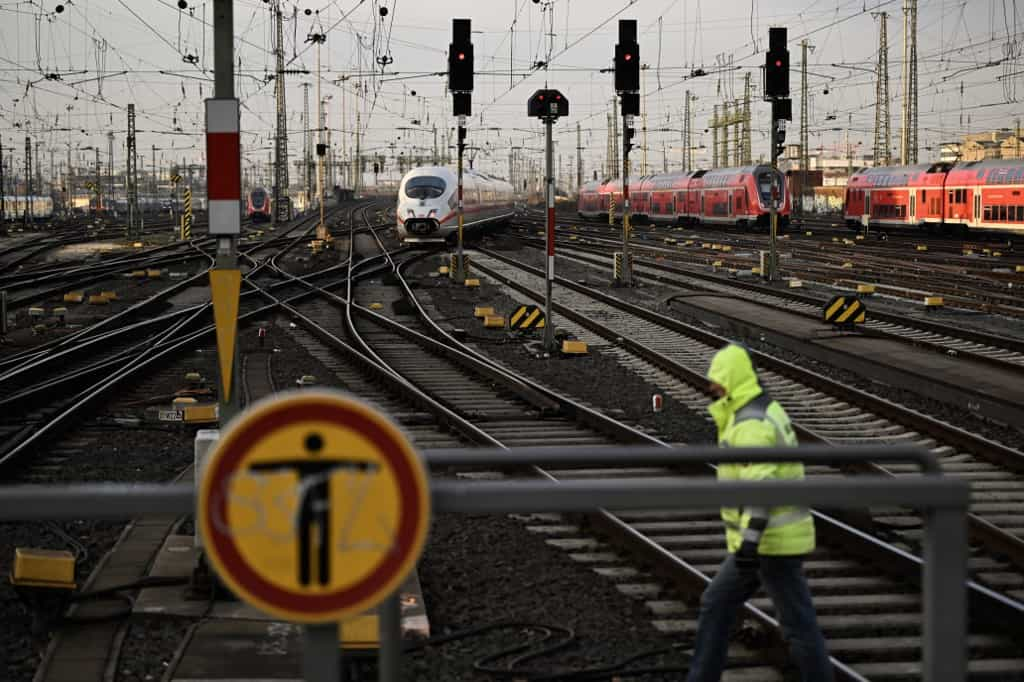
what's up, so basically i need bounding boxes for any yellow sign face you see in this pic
[209,268,241,402]
[198,390,430,623]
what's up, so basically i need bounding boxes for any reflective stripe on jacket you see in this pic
[707,345,815,556]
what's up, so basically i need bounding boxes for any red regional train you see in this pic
[578,165,790,229]
[845,159,1024,235]
[246,187,272,223]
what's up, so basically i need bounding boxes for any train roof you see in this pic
[399,165,512,192]
[945,158,1024,184]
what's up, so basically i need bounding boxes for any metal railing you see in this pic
[0,445,967,682]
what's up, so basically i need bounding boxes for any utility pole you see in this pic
[641,65,648,175]
[846,113,853,177]
[94,148,101,214]
[1,140,6,233]
[614,20,639,286]
[315,32,327,240]
[208,0,244,427]
[126,105,139,236]
[35,141,42,200]
[577,120,585,189]
[151,144,157,197]
[302,82,311,210]
[1017,119,1021,159]
[742,72,752,165]
[873,12,891,166]
[900,0,918,164]
[799,40,811,216]
[711,105,719,167]
[272,0,290,226]
[606,109,613,177]
[764,26,792,282]
[24,136,32,227]
[684,91,692,171]
[107,132,114,213]
[721,102,730,167]
[433,125,439,166]
[354,110,361,196]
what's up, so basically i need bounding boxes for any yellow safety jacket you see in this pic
[707,345,815,556]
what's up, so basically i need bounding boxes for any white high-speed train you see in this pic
[396,166,514,244]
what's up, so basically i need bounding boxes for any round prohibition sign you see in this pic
[198,389,430,623]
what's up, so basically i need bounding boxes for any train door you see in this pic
[864,191,871,217]
[909,192,916,221]
[974,191,981,225]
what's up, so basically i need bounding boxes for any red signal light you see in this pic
[458,52,466,60]
[775,59,782,67]
[624,53,632,61]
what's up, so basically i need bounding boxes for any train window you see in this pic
[984,206,993,221]
[404,176,447,199]
[999,206,1008,221]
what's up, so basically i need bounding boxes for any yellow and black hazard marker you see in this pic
[508,304,546,330]
[182,188,193,240]
[823,295,866,327]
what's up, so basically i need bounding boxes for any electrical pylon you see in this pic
[873,12,891,166]
[900,0,918,164]
[272,0,290,225]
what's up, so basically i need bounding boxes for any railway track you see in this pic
[0,204,360,472]
[511,223,1024,369]
[554,211,1024,316]
[467,248,1024,600]
[249,207,1024,679]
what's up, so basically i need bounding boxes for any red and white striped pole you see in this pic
[205,99,241,236]
[544,115,556,352]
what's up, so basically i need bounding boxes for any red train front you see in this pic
[246,187,272,223]
[578,165,790,229]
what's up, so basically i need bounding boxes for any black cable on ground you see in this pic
[402,620,698,681]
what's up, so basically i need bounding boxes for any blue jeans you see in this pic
[685,554,833,682]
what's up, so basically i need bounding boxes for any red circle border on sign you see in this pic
[202,395,425,618]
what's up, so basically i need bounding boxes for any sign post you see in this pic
[528,89,569,352]
[209,0,242,425]
[198,390,430,680]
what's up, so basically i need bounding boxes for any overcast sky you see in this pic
[1,0,1022,186]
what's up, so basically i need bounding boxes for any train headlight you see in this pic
[427,209,437,217]
[407,209,415,217]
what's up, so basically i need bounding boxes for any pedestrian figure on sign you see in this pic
[258,326,267,348]
[686,344,833,682]
[247,432,379,587]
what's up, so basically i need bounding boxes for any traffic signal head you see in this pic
[772,97,792,122]
[624,123,636,155]
[764,27,789,98]
[774,125,786,160]
[453,91,471,117]
[316,143,327,157]
[620,92,640,117]
[448,18,474,92]
[614,20,640,92]
[528,89,569,119]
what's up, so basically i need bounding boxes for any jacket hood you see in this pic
[707,344,762,410]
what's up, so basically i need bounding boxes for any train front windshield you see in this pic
[251,189,267,204]
[757,171,780,203]
[404,177,446,199]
